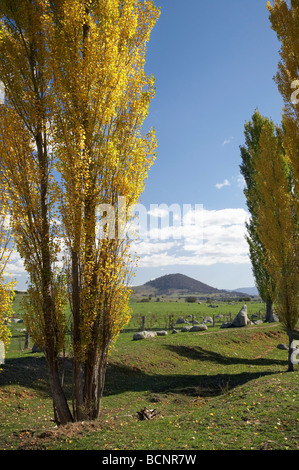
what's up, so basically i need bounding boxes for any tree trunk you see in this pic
[96,350,108,419]
[71,249,85,421]
[83,346,108,421]
[265,300,275,322]
[47,354,73,425]
[38,130,73,425]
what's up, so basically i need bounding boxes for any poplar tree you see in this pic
[0,0,159,423]
[0,0,72,423]
[50,0,159,421]
[267,0,298,214]
[253,119,298,371]
[266,0,299,370]
[240,110,276,321]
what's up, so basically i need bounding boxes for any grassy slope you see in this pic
[0,296,298,450]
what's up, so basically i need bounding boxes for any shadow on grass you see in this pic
[165,344,287,367]
[0,355,61,398]
[0,346,286,402]
[103,362,280,399]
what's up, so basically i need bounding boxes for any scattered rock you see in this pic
[181,326,192,332]
[133,331,157,341]
[157,330,167,336]
[176,318,189,324]
[190,324,208,332]
[231,304,251,327]
[269,314,279,323]
[221,322,232,329]
[277,343,288,350]
[202,316,213,324]
[172,329,179,334]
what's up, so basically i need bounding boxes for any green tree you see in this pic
[240,110,276,321]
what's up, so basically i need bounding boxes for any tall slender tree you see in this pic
[266,0,299,370]
[253,119,298,371]
[267,0,298,213]
[50,0,159,421]
[240,110,276,321]
[0,0,159,423]
[0,0,72,423]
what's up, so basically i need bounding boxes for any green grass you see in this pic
[0,296,298,450]
[127,298,266,331]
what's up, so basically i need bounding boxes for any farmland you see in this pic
[0,292,298,451]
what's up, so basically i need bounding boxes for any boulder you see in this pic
[133,331,157,341]
[269,313,279,323]
[202,316,213,324]
[181,326,192,332]
[157,330,168,336]
[277,343,288,350]
[221,322,232,329]
[176,318,189,324]
[190,324,208,332]
[231,304,251,327]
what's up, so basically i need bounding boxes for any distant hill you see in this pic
[145,273,223,294]
[132,273,248,297]
[234,287,259,296]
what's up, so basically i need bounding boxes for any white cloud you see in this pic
[132,207,250,268]
[215,179,231,190]
[6,206,251,287]
[222,136,234,146]
[6,253,26,277]
[236,174,245,189]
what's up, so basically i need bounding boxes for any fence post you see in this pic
[24,332,30,350]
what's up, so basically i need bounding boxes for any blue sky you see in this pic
[8,0,285,292]
[129,0,285,290]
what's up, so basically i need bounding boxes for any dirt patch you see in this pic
[16,420,102,450]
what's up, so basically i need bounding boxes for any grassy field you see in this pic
[0,294,298,451]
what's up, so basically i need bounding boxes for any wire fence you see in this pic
[128,310,266,332]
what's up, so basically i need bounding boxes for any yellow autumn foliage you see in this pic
[0,0,159,420]
[253,120,298,331]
